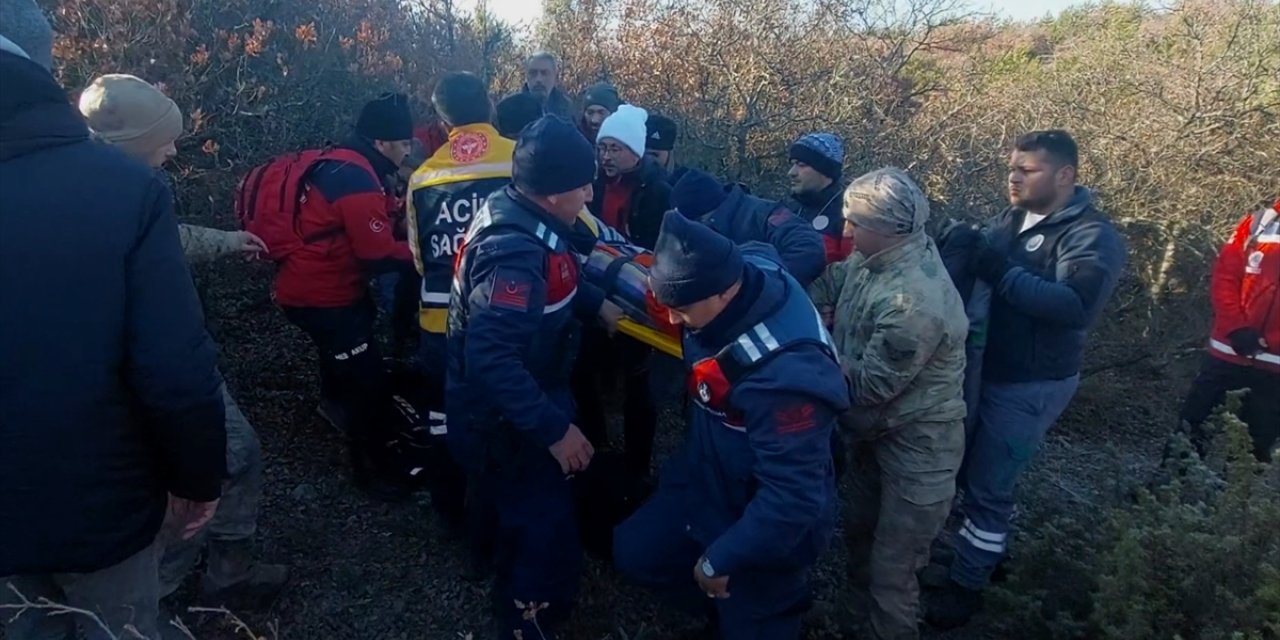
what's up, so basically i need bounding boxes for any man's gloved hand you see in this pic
[940,221,982,254]
[971,239,1013,283]
[1227,327,1265,357]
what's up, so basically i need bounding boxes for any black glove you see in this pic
[940,222,982,253]
[971,240,1013,283]
[1227,327,1265,357]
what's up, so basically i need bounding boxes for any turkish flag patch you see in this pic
[490,268,532,312]
[775,402,817,435]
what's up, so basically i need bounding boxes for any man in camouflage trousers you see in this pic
[78,73,287,606]
[808,168,968,640]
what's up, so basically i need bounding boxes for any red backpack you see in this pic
[234,148,369,261]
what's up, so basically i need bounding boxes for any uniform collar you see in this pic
[342,134,398,177]
[691,265,779,348]
[1013,186,1093,231]
[448,122,500,140]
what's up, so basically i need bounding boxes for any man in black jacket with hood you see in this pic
[0,3,227,637]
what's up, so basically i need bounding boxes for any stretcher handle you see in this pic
[616,317,683,359]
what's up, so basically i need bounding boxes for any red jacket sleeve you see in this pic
[824,234,853,264]
[1210,214,1251,332]
[334,190,414,263]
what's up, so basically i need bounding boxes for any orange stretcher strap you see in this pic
[617,317,683,359]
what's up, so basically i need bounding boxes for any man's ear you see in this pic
[1057,163,1077,187]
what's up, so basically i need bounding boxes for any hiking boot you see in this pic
[925,579,983,630]
[350,443,413,503]
[316,399,348,435]
[929,536,957,567]
[197,539,290,609]
[918,561,951,591]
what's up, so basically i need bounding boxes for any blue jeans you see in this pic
[614,489,810,639]
[951,376,1079,589]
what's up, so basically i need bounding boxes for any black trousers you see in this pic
[282,298,391,452]
[1181,355,1280,461]
[571,328,658,478]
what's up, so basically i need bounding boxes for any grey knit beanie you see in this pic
[0,0,53,69]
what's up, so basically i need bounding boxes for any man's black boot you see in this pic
[925,579,983,630]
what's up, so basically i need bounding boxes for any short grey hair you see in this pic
[842,167,931,237]
[526,51,559,70]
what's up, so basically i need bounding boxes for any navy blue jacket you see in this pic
[666,252,848,575]
[699,185,826,286]
[981,187,1127,382]
[446,187,605,471]
[0,52,226,575]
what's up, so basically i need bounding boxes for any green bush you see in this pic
[993,394,1280,639]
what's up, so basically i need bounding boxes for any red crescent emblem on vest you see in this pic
[450,131,490,164]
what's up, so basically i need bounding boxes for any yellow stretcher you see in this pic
[617,317,683,360]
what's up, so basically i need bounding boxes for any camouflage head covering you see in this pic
[842,167,930,237]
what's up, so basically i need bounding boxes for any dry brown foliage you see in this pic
[535,0,1279,363]
[40,0,1280,362]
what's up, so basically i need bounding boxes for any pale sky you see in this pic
[456,0,1114,28]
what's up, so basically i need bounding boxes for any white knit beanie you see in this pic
[78,74,184,160]
[596,104,648,157]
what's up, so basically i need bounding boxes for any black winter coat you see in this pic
[590,156,673,251]
[0,51,226,576]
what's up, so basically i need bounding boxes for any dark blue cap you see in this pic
[650,210,744,308]
[512,115,596,196]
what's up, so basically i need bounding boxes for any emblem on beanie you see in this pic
[698,381,711,404]
[451,131,489,164]
[369,218,387,233]
[1025,234,1045,252]
[813,215,829,231]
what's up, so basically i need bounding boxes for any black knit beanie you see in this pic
[357,92,414,141]
[512,115,597,196]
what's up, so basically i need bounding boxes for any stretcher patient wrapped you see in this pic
[577,228,683,359]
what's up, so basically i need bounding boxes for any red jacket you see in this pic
[414,120,449,159]
[1207,201,1280,373]
[273,145,413,308]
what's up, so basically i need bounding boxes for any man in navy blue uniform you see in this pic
[670,168,826,286]
[446,115,622,639]
[613,211,849,639]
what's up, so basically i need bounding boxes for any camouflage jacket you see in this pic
[808,232,968,433]
[178,224,241,264]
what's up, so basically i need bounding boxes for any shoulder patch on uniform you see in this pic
[490,267,532,312]
[768,208,794,227]
[776,402,817,435]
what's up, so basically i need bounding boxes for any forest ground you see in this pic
[167,256,1190,640]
